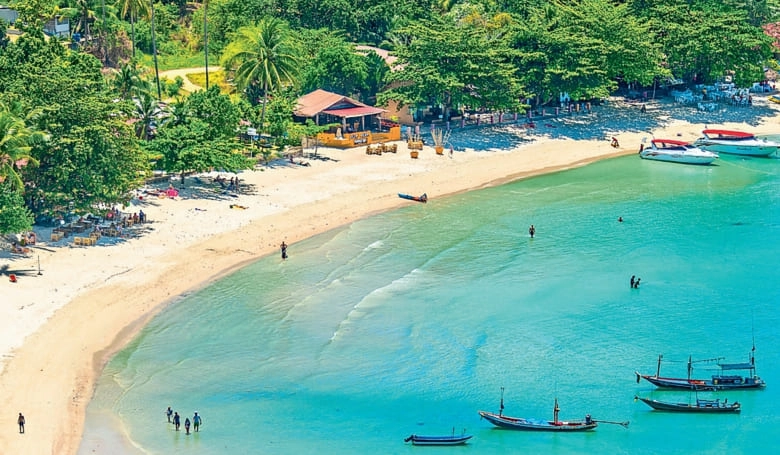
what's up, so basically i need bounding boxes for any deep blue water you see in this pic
[80,149,780,455]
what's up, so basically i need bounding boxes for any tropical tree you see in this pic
[145,86,252,182]
[115,0,150,58]
[0,109,41,191]
[112,61,144,99]
[298,29,368,97]
[149,0,162,99]
[133,89,160,140]
[220,18,301,129]
[381,15,525,120]
[639,1,773,85]
[67,0,99,39]
[203,0,210,89]
[0,180,34,234]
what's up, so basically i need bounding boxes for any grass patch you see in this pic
[138,51,207,72]
[187,71,236,95]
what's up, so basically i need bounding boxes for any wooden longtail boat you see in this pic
[635,348,766,391]
[478,389,627,432]
[403,433,473,446]
[636,396,741,413]
[398,193,427,203]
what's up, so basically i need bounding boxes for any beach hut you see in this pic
[294,89,400,148]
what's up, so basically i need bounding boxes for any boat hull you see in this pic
[694,141,778,156]
[640,140,718,165]
[398,193,427,203]
[640,151,717,165]
[637,397,741,413]
[405,434,472,446]
[478,411,597,431]
[636,372,766,391]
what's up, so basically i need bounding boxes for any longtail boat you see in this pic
[635,347,765,391]
[398,193,427,203]
[403,432,472,446]
[635,396,741,413]
[478,389,627,432]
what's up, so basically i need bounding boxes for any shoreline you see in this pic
[2,100,779,453]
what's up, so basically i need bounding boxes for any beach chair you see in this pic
[74,237,83,246]
[51,232,63,242]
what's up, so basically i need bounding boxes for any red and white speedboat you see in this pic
[694,129,779,157]
[639,139,718,165]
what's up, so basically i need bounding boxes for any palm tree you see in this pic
[115,0,149,58]
[149,0,162,100]
[112,61,144,99]
[220,18,300,130]
[0,110,41,191]
[70,0,98,40]
[203,0,209,89]
[133,89,160,140]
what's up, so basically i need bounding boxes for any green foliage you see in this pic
[0,20,9,49]
[0,181,34,234]
[381,15,525,117]
[642,1,774,85]
[145,85,253,176]
[298,29,368,97]
[186,85,241,139]
[0,32,146,214]
[8,0,56,30]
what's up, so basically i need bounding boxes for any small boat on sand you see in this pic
[694,129,779,156]
[403,433,473,446]
[636,396,741,413]
[639,139,718,165]
[398,193,427,203]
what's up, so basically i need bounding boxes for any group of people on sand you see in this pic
[166,406,202,435]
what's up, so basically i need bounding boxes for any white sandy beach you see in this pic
[1,96,779,454]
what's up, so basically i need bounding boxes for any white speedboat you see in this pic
[694,129,779,157]
[639,139,718,165]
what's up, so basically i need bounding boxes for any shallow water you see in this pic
[80,151,780,455]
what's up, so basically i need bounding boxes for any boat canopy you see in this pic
[652,139,689,146]
[719,362,753,370]
[702,129,755,138]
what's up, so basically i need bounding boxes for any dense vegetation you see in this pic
[1,0,779,234]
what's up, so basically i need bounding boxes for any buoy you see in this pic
[9,274,17,283]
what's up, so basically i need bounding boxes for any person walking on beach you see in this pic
[166,406,173,423]
[184,417,191,435]
[173,412,181,431]
[281,241,288,259]
[18,413,25,434]
[193,412,202,432]
[529,225,536,238]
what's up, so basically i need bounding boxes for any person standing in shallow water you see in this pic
[281,241,288,259]
[166,406,173,423]
[173,412,181,431]
[193,412,202,432]
[529,225,536,238]
[184,417,191,435]
[630,275,635,288]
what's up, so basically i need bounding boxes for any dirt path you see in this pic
[158,66,222,93]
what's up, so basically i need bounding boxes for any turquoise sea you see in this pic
[79,137,780,454]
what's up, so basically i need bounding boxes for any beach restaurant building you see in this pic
[294,89,400,148]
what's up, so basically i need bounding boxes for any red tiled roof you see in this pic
[295,89,371,117]
[322,106,385,118]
